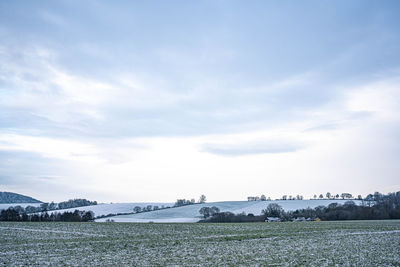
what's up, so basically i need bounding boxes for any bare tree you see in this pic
[198,194,207,203]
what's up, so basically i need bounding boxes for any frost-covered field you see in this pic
[96,200,363,222]
[1,220,399,266]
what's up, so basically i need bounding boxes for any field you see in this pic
[1,220,399,266]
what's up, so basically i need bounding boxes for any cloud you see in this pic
[0,133,148,165]
[1,1,400,201]
[0,40,383,141]
[39,10,68,28]
[0,149,68,186]
[201,140,304,156]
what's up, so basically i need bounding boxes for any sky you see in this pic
[0,1,399,202]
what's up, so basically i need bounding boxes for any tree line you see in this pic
[201,191,400,222]
[248,192,363,201]
[312,192,357,200]
[293,192,400,221]
[19,198,98,214]
[40,198,97,211]
[174,194,207,207]
[0,209,94,222]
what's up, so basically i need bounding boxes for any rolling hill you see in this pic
[44,202,173,217]
[78,199,363,222]
[0,192,41,204]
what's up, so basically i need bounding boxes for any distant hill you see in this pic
[0,192,42,204]
[49,199,362,223]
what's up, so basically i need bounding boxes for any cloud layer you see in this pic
[0,1,399,201]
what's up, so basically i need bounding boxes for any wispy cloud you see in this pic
[201,140,304,156]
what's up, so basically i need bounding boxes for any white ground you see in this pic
[94,199,362,223]
[0,203,41,210]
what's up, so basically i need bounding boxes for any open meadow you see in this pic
[1,220,399,266]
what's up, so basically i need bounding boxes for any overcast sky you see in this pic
[0,1,399,202]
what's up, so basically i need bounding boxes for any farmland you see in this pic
[1,220,399,266]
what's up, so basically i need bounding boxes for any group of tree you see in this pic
[200,211,263,223]
[41,198,97,211]
[0,208,94,222]
[364,192,386,202]
[174,195,207,207]
[174,199,196,207]
[199,203,282,222]
[292,192,400,220]
[56,199,97,210]
[249,195,306,201]
[247,195,271,201]
[133,205,169,213]
[249,193,363,201]
[281,195,304,200]
[312,193,358,200]
[18,198,98,214]
[199,206,220,218]
[200,191,400,223]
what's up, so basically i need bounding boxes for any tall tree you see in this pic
[198,195,207,203]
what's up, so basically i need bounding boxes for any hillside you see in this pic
[91,199,362,223]
[45,202,173,217]
[0,192,41,204]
